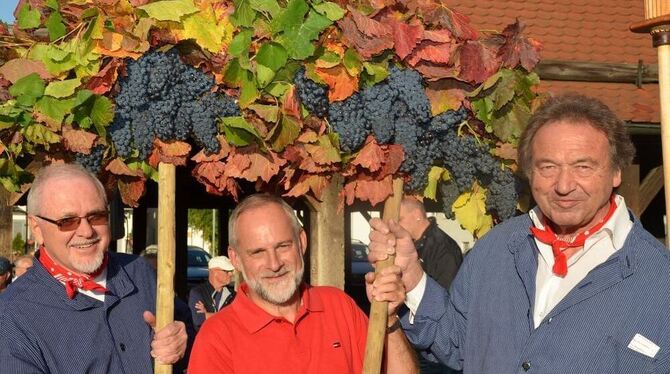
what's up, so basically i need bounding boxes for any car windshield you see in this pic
[351,242,368,262]
[188,248,211,267]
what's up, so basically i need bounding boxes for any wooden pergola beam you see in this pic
[536,60,658,84]
[640,165,665,214]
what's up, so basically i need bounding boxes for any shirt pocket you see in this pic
[586,335,656,374]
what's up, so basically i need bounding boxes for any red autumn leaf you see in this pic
[239,149,285,183]
[297,130,319,143]
[285,174,330,199]
[192,136,231,162]
[421,6,477,41]
[223,177,241,201]
[368,0,397,10]
[351,136,384,172]
[193,161,227,186]
[341,180,357,206]
[349,7,393,38]
[338,17,394,59]
[152,139,192,166]
[407,41,455,66]
[283,86,301,119]
[425,80,467,116]
[413,61,458,81]
[377,144,404,177]
[106,158,144,177]
[355,175,393,206]
[494,142,518,161]
[285,145,334,173]
[62,127,98,154]
[497,20,543,72]
[393,22,424,60]
[84,59,121,95]
[118,175,146,207]
[223,150,252,179]
[315,65,359,102]
[423,29,453,43]
[0,58,52,83]
[455,41,500,84]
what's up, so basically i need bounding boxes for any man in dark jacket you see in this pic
[188,256,236,330]
[399,197,463,374]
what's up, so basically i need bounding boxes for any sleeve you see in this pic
[401,251,473,371]
[188,288,206,330]
[187,318,234,374]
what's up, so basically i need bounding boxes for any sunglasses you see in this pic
[36,211,109,232]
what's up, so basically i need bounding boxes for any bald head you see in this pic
[398,197,430,241]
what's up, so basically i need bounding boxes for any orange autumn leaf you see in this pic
[351,136,384,172]
[315,65,358,102]
[62,127,98,154]
[118,175,146,207]
[106,158,144,177]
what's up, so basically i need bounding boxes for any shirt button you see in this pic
[119,343,126,352]
[522,361,531,371]
[547,317,553,324]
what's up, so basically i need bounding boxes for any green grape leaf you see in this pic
[256,43,288,72]
[491,102,531,145]
[23,123,61,145]
[312,1,345,21]
[229,29,253,69]
[316,51,341,68]
[90,96,114,127]
[44,78,81,98]
[343,49,363,76]
[231,0,258,27]
[46,11,66,41]
[17,4,41,30]
[138,0,198,22]
[9,73,45,106]
[360,61,389,86]
[239,70,260,107]
[223,59,244,87]
[182,10,229,53]
[270,0,309,35]
[248,104,279,123]
[423,166,450,200]
[34,96,75,125]
[250,0,280,17]
[222,116,260,146]
[256,64,276,88]
[277,10,331,60]
[270,115,301,152]
[265,82,290,97]
[453,189,492,238]
[45,0,59,10]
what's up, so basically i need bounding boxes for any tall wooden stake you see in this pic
[155,163,176,374]
[362,178,404,374]
[631,1,670,246]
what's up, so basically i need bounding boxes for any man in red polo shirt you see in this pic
[188,194,417,373]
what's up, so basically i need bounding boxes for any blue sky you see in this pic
[1,0,20,24]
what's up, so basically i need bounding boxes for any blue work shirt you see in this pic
[404,212,670,373]
[0,252,190,374]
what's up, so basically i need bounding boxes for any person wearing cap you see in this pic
[0,256,11,293]
[0,163,191,373]
[188,193,418,374]
[188,256,236,330]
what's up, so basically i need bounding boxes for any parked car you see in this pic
[187,246,211,288]
[350,239,373,276]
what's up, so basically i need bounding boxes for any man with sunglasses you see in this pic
[0,163,190,373]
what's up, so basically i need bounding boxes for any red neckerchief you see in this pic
[530,197,618,278]
[39,247,109,299]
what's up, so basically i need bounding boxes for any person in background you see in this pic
[188,256,236,330]
[0,163,191,373]
[12,255,34,281]
[0,256,11,293]
[368,94,670,373]
[398,197,462,374]
[188,193,418,374]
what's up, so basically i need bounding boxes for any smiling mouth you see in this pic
[70,240,99,250]
[554,200,579,208]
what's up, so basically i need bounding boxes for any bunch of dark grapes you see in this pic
[293,68,329,118]
[111,49,239,158]
[328,93,369,153]
[440,181,460,219]
[486,168,519,220]
[74,145,106,174]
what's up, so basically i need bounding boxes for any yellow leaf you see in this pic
[453,189,493,238]
[423,166,450,200]
[182,8,232,53]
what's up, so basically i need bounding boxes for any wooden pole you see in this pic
[362,178,403,374]
[155,163,176,374]
[631,0,670,246]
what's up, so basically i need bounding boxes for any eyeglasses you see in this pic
[36,211,109,231]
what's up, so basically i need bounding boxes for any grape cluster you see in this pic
[293,68,329,118]
[74,144,106,174]
[328,93,368,152]
[111,50,239,159]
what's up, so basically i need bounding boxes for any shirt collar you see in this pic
[232,282,324,334]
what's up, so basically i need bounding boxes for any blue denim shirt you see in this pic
[0,252,189,374]
[404,212,670,374]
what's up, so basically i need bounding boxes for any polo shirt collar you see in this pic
[233,282,324,334]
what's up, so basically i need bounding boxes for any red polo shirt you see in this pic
[188,283,368,374]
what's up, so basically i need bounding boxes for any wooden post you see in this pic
[0,187,12,259]
[155,163,175,374]
[619,165,641,216]
[307,174,345,288]
[632,1,670,246]
[362,178,403,374]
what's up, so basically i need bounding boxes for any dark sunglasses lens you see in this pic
[57,217,81,231]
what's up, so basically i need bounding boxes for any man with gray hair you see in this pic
[368,94,670,373]
[12,255,33,281]
[189,193,418,373]
[0,163,190,373]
